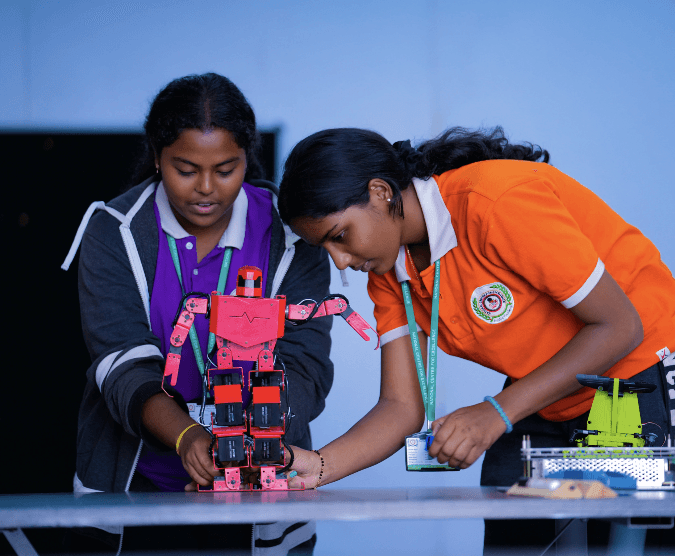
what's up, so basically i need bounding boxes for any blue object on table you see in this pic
[546,469,637,490]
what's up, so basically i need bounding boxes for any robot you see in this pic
[162,266,378,491]
[570,374,658,448]
[520,374,675,491]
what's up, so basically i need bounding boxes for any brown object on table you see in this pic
[507,478,617,499]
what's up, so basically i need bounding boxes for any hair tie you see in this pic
[392,139,415,156]
[392,139,420,177]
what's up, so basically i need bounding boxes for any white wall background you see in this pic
[2,1,674,554]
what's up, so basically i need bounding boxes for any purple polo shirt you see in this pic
[137,182,273,491]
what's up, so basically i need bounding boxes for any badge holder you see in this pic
[405,431,457,471]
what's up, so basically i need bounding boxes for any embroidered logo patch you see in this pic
[470,282,514,324]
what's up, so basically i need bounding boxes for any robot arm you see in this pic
[286,294,380,348]
[162,293,210,392]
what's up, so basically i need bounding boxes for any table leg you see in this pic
[607,523,646,556]
[554,519,588,556]
[2,529,39,556]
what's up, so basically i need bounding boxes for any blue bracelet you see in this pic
[484,396,513,433]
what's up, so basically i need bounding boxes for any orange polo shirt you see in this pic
[368,159,675,421]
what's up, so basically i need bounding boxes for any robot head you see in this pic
[236,266,263,297]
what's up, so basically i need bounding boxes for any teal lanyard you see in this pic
[401,259,440,429]
[166,235,232,377]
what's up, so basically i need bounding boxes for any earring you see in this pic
[387,198,391,202]
[155,166,159,174]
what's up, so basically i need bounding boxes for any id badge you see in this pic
[405,431,458,471]
[188,403,215,431]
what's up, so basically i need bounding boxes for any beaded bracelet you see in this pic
[313,449,325,488]
[483,396,513,433]
[176,422,201,454]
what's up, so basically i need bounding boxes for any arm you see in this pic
[81,208,217,489]
[79,210,167,439]
[275,239,335,446]
[288,331,427,488]
[141,393,220,490]
[428,269,643,468]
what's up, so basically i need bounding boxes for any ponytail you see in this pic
[414,126,549,177]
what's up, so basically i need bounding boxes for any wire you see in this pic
[171,291,210,326]
[537,519,577,556]
[272,352,295,474]
[275,353,293,433]
[642,421,665,446]
[199,374,209,426]
[280,437,295,473]
[208,431,217,465]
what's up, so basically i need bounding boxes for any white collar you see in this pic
[394,176,457,282]
[155,182,248,249]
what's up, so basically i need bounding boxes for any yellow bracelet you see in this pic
[176,423,201,455]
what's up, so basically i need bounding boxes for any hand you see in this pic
[178,425,221,491]
[428,402,507,469]
[286,446,323,490]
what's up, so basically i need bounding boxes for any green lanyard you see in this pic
[166,235,232,377]
[401,259,440,429]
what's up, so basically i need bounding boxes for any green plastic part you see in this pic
[578,377,645,448]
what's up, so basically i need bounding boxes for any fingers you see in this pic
[180,438,325,490]
[289,446,321,475]
[181,429,220,487]
[428,416,456,458]
[427,404,505,469]
[287,447,322,489]
[287,475,308,490]
[434,437,480,469]
[287,464,318,489]
[188,445,221,485]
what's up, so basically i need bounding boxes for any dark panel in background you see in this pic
[0,130,277,494]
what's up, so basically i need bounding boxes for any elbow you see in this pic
[409,404,426,436]
[379,397,426,439]
[615,305,644,357]
[627,312,644,353]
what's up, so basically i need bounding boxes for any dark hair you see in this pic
[278,126,549,223]
[131,72,263,185]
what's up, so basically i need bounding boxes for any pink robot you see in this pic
[162,266,378,491]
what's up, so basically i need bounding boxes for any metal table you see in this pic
[2,487,674,555]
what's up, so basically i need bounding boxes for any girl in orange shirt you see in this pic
[278,126,675,553]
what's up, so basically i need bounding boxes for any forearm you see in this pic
[141,392,198,450]
[497,301,643,424]
[317,397,425,485]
